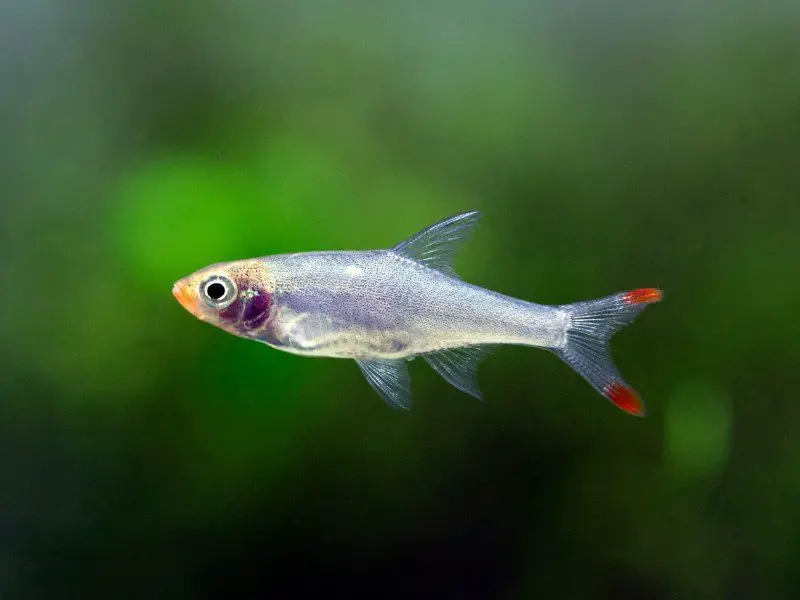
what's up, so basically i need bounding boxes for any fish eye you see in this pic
[206,282,226,300]
[201,276,236,309]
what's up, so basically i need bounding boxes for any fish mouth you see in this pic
[172,282,205,321]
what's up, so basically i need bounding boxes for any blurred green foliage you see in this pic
[1,0,799,598]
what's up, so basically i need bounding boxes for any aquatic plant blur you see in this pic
[1,0,798,598]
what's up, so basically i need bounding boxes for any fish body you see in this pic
[173,212,662,415]
[257,250,565,359]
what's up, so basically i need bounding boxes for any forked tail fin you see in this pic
[554,288,663,417]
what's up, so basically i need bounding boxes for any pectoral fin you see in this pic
[423,345,495,399]
[356,358,412,410]
[391,211,481,278]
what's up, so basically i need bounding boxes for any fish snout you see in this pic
[172,281,205,321]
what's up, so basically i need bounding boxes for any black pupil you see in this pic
[206,282,226,301]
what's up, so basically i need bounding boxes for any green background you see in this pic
[1,1,799,598]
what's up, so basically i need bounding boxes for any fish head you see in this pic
[172,259,274,335]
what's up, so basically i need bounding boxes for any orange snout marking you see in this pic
[172,283,205,320]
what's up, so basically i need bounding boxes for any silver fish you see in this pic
[173,211,662,416]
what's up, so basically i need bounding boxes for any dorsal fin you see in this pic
[390,211,481,278]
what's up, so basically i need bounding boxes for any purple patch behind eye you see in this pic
[219,299,244,322]
[242,292,271,330]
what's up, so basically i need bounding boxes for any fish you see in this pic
[172,211,662,416]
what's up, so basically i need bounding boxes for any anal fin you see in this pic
[423,345,495,399]
[356,358,412,410]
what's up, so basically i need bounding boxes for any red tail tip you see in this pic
[623,288,663,305]
[604,382,645,417]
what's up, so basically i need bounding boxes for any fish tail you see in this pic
[553,288,662,417]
